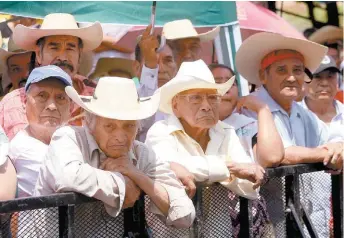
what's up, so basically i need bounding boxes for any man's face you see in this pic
[92,117,138,158]
[36,35,81,77]
[26,78,71,133]
[212,67,237,120]
[172,88,220,129]
[261,58,305,104]
[7,52,32,89]
[171,38,201,68]
[158,44,177,87]
[305,70,339,101]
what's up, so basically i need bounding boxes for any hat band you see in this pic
[261,51,304,71]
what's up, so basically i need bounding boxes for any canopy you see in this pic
[0,1,237,26]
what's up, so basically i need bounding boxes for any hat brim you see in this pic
[159,75,235,114]
[167,26,220,42]
[13,22,103,52]
[236,32,328,86]
[309,26,343,44]
[66,86,160,120]
[0,48,30,70]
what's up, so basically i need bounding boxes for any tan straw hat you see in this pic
[162,19,220,42]
[66,77,160,120]
[13,13,103,52]
[89,57,134,80]
[309,25,343,44]
[158,59,235,114]
[235,32,328,86]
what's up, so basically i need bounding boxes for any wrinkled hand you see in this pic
[139,25,159,68]
[321,142,343,171]
[227,162,265,189]
[236,95,268,114]
[100,156,137,177]
[170,162,196,198]
[123,176,141,208]
[72,74,87,94]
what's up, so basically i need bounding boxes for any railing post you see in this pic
[285,174,305,237]
[238,197,252,238]
[58,205,75,238]
[192,187,203,238]
[332,173,343,238]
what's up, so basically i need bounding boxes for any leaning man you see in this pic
[34,76,195,236]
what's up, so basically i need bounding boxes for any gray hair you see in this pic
[84,111,97,132]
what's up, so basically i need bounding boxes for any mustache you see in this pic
[54,61,74,72]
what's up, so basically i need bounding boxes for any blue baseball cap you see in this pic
[25,65,73,93]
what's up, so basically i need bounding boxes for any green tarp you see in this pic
[0,1,237,26]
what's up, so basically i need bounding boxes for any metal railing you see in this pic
[0,163,342,238]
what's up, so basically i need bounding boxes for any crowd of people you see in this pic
[0,12,343,238]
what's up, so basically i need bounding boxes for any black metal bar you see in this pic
[285,175,303,237]
[0,192,96,214]
[266,163,326,178]
[58,205,75,238]
[332,173,343,238]
[238,197,252,238]
[301,203,319,238]
[288,202,307,238]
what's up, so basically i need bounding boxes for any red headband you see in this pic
[261,51,305,71]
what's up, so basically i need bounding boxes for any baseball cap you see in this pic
[314,55,340,75]
[25,65,73,92]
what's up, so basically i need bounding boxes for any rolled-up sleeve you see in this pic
[34,127,126,217]
[137,65,158,97]
[138,144,195,228]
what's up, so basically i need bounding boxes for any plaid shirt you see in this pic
[0,88,27,141]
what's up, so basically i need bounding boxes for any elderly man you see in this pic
[0,36,33,95]
[146,60,264,236]
[34,76,195,236]
[236,32,343,237]
[7,65,72,198]
[162,19,219,69]
[0,13,102,140]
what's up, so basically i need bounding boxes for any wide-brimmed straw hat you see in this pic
[235,32,328,86]
[158,59,235,114]
[66,77,160,120]
[13,13,103,52]
[309,25,343,44]
[162,19,220,42]
[89,57,134,80]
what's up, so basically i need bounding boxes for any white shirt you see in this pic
[8,129,48,198]
[34,126,195,227]
[223,113,258,160]
[0,125,9,167]
[299,99,344,143]
[145,114,259,200]
[137,65,158,98]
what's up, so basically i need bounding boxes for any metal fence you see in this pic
[0,163,342,238]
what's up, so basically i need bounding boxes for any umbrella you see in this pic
[237,1,305,40]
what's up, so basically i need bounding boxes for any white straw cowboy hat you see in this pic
[158,59,235,114]
[162,19,220,42]
[66,77,160,120]
[235,32,328,86]
[13,13,103,52]
[309,25,343,44]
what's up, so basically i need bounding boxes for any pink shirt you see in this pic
[0,88,27,140]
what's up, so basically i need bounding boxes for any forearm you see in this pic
[0,159,16,201]
[256,107,284,167]
[282,146,327,165]
[130,170,170,216]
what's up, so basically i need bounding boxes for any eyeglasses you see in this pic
[178,94,222,105]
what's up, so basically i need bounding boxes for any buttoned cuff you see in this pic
[220,177,259,200]
[140,65,158,91]
[149,184,195,228]
[105,172,126,217]
[206,155,230,183]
